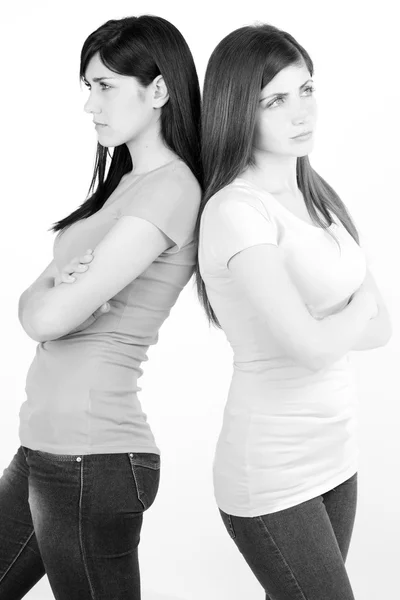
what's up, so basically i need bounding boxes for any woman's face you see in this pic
[254,61,317,158]
[83,53,158,148]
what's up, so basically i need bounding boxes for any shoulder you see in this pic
[203,180,273,222]
[118,160,201,248]
[136,160,201,202]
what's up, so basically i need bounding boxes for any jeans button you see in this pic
[76,457,82,462]
[129,453,133,458]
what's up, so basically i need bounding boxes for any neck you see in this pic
[243,150,299,195]
[126,123,177,175]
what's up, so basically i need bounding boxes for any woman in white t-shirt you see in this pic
[197,23,392,600]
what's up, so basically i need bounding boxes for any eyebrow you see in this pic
[83,76,117,84]
[260,79,314,101]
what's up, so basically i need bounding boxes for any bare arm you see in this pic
[349,268,392,351]
[18,259,58,340]
[20,216,172,342]
[19,252,112,342]
[228,244,376,371]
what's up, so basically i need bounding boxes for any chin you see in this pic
[296,148,314,158]
[98,142,119,149]
[96,130,125,149]
[292,142,315,158]
[97,136,121,149]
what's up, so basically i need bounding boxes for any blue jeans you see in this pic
[0,446,160,599]
[220,472,358,600]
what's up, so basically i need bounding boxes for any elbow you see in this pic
[371,309,393,349]
[20,317,49,343]
[377,318,393,348]
[26,308,64,342]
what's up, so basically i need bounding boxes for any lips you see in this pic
[291,131,312,139]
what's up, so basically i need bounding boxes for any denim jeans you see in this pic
[220,472,358,600]
[0,446,160,599]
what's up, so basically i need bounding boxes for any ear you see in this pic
[152,75,169,108]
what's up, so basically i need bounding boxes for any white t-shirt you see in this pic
[199,178,368,517]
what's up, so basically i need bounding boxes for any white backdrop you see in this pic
[1,1,399,599]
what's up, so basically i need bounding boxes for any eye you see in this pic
[100,82,111,91]
[267,96,285,109]
[83,81,91,91]
[302,85,316,96]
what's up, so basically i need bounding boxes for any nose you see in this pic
[291,99,309,126]
[292,108,308,126]
[84,92,101,115]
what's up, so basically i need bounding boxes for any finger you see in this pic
[79,249,94,264]
[68,253,93,272]
[73,254,92,267]
[62,259,79,275]
[93,303,110,318]
[79,253,94,264]
[61,273,76,283]
[63,260,89,276]
[73,263,89,272]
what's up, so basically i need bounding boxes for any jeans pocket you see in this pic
[29,450,82,463]
[219,509,236,540]
[128,453,160,511]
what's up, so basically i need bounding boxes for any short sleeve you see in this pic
[119,163,201,250]
[205,192,278,268]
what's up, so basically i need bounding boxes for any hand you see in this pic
[54,249,95,286]
[54,249,111,333]
[306,298,350,320]
[349,284,379,320]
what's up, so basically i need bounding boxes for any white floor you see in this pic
[26,577,186,600]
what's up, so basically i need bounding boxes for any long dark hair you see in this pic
[51,15,202,232]
[195,23,359,327]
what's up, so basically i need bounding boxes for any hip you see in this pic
[213,408,359,516]
[19,392,159,455]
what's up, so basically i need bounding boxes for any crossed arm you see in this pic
[19,219,391,371]
[227,244,392,371]
[347,267,392,351]
[18,216,172,342]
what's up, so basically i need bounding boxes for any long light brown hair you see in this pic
[195,23,359,327]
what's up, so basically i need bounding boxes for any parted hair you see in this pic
[195,23,359,327]
[51,15,202,233]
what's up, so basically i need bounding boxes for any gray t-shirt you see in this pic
[19,159,201,455]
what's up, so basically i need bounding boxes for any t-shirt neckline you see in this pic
[105,158,184,208]
[234,178,335,232]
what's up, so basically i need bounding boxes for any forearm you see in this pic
[306,300,372,369]
[18,277,55,341]
[350,270,392,351]
[30,284,93,340]
[307,272,392,361]
[20,283,100,342]
[351,309,392,351]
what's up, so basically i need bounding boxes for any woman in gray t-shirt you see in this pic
[0,15,201,599]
